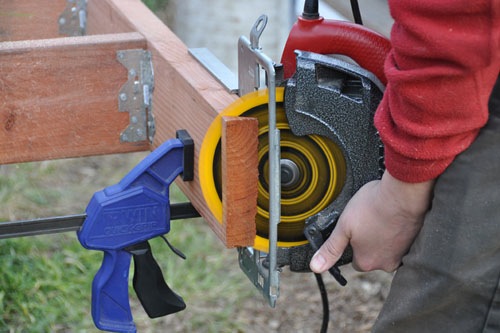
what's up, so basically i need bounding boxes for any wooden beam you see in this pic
[0,0,67,41]
[0,32,150,164]
[1,0,253,247]
[86,0,135,35]
[222,117,258,247]
[88,0,246,246]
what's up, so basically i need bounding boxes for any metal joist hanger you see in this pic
[58,0,87,36]
[117,49,156,144]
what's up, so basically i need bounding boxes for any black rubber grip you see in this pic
[128,241,186,318]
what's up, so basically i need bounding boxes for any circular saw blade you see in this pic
[200,88,346,252]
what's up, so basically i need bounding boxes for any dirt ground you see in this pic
[273,267,392,333]
[157,252,393,333]
[234,267,392,333]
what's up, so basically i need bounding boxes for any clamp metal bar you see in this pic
[0,214,85,239]
[0,203,199,240]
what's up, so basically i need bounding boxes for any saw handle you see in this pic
[304,220,351,286]
[281,16,390,83]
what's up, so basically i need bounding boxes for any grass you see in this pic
[0,153,257,332]
[0,2,268,331]
[142,0,169,12]
[0,235,98,331]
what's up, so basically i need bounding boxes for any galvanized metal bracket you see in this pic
[58,0,87,36]
[236,14,281,308]
[188,48,238,94]
[117,49,156,144]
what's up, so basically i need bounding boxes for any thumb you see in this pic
[309,227,350,273]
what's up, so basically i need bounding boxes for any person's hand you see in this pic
[310,170,435,273]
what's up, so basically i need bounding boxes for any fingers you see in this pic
[309,227,350,273]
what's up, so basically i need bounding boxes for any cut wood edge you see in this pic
[222,116,258,247]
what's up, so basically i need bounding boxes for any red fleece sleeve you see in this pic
[374,0,500,182]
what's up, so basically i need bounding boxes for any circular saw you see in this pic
[198,2,390,298]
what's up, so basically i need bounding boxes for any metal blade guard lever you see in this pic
[78,130,194,333]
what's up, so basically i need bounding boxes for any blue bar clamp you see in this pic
[78,130,195,333]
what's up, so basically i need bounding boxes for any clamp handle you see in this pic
[90,243,186,333]
[128,241,186,318]
[91,250,135,332]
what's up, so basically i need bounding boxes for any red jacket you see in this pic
[374,0,500,182]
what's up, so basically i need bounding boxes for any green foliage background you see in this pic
[0,154,256,332]
[142,0,169,12]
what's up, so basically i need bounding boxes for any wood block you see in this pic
[222,116,258,247]
[0,0,67,41]
[0,32,150,164]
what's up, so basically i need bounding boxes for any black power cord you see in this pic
[302,0,363,25]
[350,0,363,25]
[300,0,364,331]
[314,273,330,333]
[302,0,320,19]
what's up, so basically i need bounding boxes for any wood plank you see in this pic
[0,0,67,41]
[222,117,258,247]
[0,32,150,164]
[86,0,135,35]
[93,0,243,246]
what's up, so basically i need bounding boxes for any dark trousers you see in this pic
[372,77,500,333]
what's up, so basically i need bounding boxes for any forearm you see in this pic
[376,0,500,182]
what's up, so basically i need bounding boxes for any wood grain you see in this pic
[222,117,258,247]
[86,0,135,35]
[0,0,67,41]
[0,32,150,163]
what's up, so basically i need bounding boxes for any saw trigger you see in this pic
[304,219,349,286]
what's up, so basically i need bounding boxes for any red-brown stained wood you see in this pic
[0,32,150,164]
[0,0,67,42]
[86,0,135,35]
[222,116,258,247]
[91,0,244,246]
[1,0,254,248]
